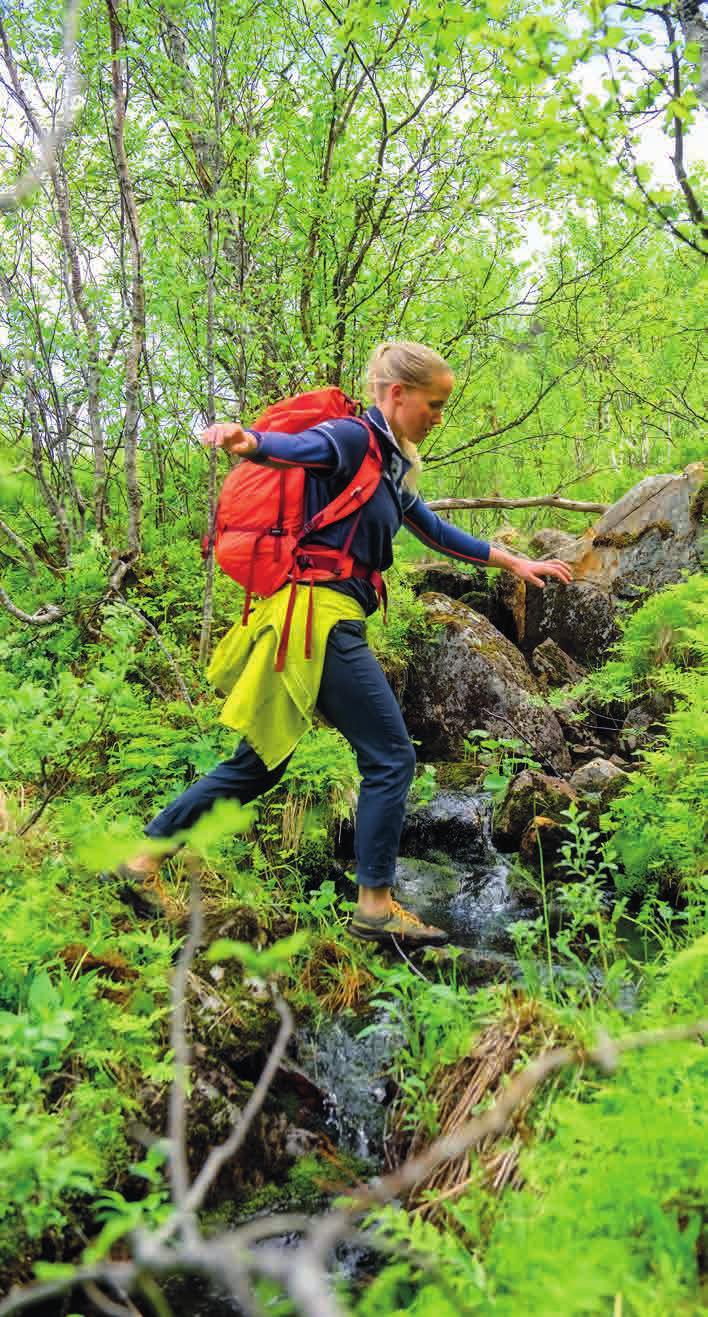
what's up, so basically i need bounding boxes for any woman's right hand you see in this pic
[200,422,259,456]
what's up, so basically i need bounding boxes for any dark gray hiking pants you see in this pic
[144,619,416,888]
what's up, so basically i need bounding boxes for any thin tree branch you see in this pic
[0,585,65,625]
[167,877,203,1244]
[116,595,194,708]
[0,517,38,573]
[0,0,82,213]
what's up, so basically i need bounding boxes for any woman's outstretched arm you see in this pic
[200,418,368,476]
[403,495,572,586]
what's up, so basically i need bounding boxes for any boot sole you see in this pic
[350,924,449,948]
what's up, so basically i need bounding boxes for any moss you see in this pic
[414,850,460,877]
[593,520,674,548]
[435,761,486,790]
[232,1151,370,1222]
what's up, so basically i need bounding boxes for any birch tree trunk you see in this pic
[198,0,225,664]
[199,210,219,665]
[105,0,145,559]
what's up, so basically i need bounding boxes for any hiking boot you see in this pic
[350,899,449,949]
[104,863,172,919]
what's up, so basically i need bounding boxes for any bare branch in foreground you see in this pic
[0,0,82,213]
[166,877,203,1244]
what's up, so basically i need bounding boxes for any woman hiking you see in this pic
[117,342,572,948]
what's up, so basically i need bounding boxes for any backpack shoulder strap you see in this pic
[298,419,382,541]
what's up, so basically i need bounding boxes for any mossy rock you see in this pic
[435,761,487,790]
[403,594,570,773]
[493,770,578,851]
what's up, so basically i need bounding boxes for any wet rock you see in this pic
[493,769,578,851]
[530,638,587,690]
[619,691,674,755]
[403,594,571,773]
[570,756,630,829]
[401,789,489,864]
[396,854,463,896]
[529,528,578,559]
[395,833,538,955]
[293,1014,400,1161]
[405,561,487,598]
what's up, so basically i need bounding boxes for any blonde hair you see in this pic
[366,341,452,493]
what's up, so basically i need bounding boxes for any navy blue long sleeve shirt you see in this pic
[245,405,490,615]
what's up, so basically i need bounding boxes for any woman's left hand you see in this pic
[513,558,574,589]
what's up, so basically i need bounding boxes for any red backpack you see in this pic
[205,387,386,670]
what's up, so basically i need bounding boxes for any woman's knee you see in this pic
[359,737,416,793]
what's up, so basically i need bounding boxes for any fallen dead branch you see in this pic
[427,495,608,514]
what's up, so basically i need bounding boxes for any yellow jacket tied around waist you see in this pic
[206,585,365,769]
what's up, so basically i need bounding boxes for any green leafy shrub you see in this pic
[0,846,174,1267]
[575,578,707,903]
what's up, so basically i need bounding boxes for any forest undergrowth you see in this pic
[0,509,705,1313]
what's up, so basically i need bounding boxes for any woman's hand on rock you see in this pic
[200,422,259,456]
[514,558,573,589]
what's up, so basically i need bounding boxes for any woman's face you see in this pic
[384,370,454,444]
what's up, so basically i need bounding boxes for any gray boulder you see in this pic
[569,462,706,598]
[529,528,578,559]
[402,594,571,773]
[530,638,587,690]
[570,757,630,826]
[517,463,705,666]
[524,579,621,667]
[405,561,487,599]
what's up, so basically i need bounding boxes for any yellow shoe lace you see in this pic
[389,899,425,928]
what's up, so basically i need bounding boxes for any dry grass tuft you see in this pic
[300,937,374,1013]
[387,993,567,1221]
